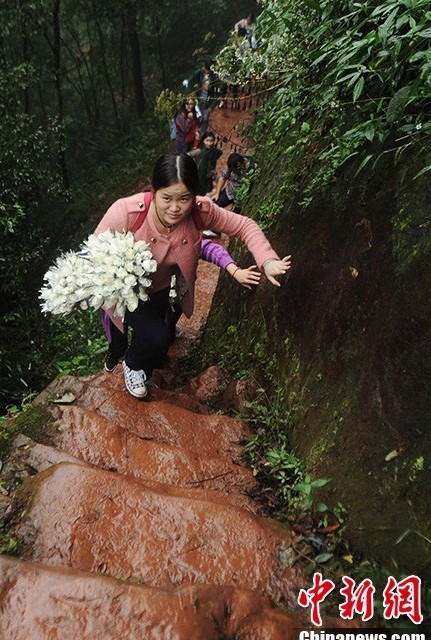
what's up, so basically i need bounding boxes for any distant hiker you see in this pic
[234,13,254,32]
[190,61,218,135]
[212,152,247,210]
[174,98,201,153]
[190,131,223,196]
[192,131,224,237]
[95,152,291,398]
[234,13,257,50]
[237,27,252,53]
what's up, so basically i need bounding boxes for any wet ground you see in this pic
[0,108,315,639]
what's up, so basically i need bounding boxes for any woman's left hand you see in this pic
[263,256,292,286]
[233,265,261,289]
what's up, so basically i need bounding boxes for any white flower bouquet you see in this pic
[40,230,158,318]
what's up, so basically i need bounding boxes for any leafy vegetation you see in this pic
[216,0,431,218]
[154,89,186,123]
[0,116,163,414]
[204,0,431,595]
[0,523,19,556]
[191,303,335,521]
[0,0,254,413]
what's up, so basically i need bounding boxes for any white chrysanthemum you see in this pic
[39,230,158,317]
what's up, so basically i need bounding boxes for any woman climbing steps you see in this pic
[95,152,291,398]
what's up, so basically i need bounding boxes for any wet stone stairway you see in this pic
[1,368,307,640]
[0,256,310,639]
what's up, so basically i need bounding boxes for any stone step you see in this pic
[54,405,257,494]
[7,434,258,514]
[17,462,299,604]
[3,433,84,478]
[0,555,300,640]
[37,374,250,462]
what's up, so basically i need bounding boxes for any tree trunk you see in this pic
[60,31,94,126]
[51,0,69,188]
[84,18,100,127]
[22,32,30,114]
[153,15,166,88]
[96,21,121,129]
[126,0,146,116]
[119,11,127,105]
[63,24,99,126]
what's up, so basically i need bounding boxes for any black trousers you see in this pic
[108,322,128,360]
[215,189,234,209]
[108,289,182,377]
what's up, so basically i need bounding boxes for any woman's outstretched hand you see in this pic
[233,265,261,289]
[263,256,292,286]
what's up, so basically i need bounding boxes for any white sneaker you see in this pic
[123,362,148,398]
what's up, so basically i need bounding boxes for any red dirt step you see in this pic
[7,433,258,514]
[54,405,256,494]
[0,555,301,640]
[17,462,300,604]
[37,374,250,462]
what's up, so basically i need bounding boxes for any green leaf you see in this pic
[386,86,412,124]
[312,478,331,488]
[316,502,328,513]
[353,76,365,102]
[409,51,429,63]
[355,153,373,176]
[395,529,411,545]
[385,449,399,462]
[381,7,400,35]
[364,125,375,142]
[335,70,360,85]
[295,482,311,495]
[413,164,431,180]
[377,26,388,46]
[311,50,332,66]
[315,552,333,563]
[396,14,410,30]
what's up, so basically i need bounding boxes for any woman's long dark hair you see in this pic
[152,152,200,195]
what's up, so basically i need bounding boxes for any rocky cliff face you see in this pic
[201,151,431,577]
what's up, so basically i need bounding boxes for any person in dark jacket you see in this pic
[190,61,218,135]
[212,153,247,209]
[175,98,200,153]
[194,132,222,196]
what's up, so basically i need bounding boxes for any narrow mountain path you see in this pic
[0,109,317,639]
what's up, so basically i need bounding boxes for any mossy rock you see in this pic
[0,405,53,461]
[197,145,431,578]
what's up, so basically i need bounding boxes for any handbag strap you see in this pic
[129,191,153,234]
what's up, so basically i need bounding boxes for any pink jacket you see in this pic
[95,194,279,331]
